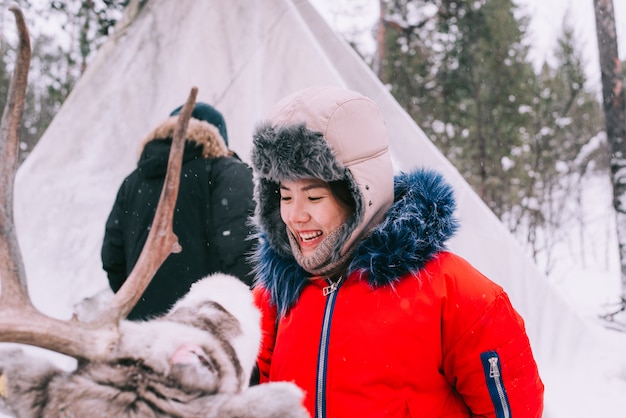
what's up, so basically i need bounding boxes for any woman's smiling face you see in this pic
[279,178,353,258]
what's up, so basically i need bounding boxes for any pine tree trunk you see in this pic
[374,0,386,82]
[593,0,626,312]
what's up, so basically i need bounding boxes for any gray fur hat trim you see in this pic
[252,122,347,182]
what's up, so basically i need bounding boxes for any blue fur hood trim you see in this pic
[252,168,459,316]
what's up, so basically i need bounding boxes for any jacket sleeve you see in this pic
[440,254,544,418]
[252,285,278,383]
[208,158,257,286]
[101,183,128,292]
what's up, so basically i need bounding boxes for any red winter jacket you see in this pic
[254,251,543,417]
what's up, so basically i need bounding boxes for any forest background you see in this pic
[1,0,625,324]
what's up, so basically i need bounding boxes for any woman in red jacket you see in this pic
[249,85,544,418]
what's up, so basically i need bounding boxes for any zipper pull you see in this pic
[322,282,338,296]
[322,276,342,296]
[488,356,500,378]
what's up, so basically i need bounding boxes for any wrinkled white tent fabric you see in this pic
[10,0,621,416]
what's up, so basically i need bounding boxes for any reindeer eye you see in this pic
[194,351,215,372]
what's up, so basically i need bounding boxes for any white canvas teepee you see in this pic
[10,0,625,416]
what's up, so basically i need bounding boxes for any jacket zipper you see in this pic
[480,351,511,418]
[315,278,341,418]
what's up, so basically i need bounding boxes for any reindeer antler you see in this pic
[0,5,31,311]
[100,87,196,322]
[0,5,199,361]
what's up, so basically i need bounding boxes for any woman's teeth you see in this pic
[300,231,322,242]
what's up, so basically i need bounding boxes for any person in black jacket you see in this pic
[101,102,256,320]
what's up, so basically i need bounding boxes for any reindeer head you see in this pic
[0,6,308,418]
[0,273,263,416]
[1,273,274,417]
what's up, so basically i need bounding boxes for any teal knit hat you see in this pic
[170,102,228,146]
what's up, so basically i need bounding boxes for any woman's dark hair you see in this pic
[329,180,356,214]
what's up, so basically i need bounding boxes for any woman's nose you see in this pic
[288,198,309,224]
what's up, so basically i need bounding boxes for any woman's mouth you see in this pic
[299,231,322,243]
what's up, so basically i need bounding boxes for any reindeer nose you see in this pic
[169,343,208,366]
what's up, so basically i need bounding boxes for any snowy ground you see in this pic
[539,174,626,417]
[545,174,623,322]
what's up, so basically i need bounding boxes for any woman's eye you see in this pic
[280,196,291,202]
[308,196,322,201]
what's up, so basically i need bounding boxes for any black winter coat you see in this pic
[101,116,256,320]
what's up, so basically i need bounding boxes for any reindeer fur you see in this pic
[0,274,308,418]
